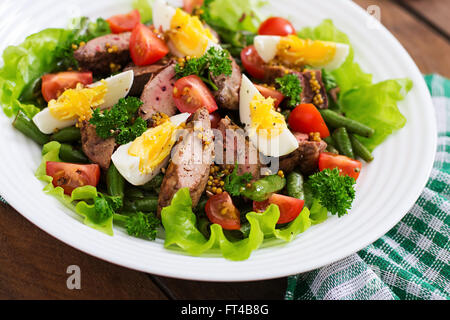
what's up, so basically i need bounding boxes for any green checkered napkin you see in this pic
[285,74,450,300]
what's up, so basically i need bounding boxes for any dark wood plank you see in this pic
[354,0,450,78]
[397,0,450,38]
[153,276,287,300]
[0,202,168,300]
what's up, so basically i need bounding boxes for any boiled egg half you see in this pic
[152,0,220,58]
[239,75,299,158]
[111,112,191,186]
[33,70,134,134]
[254,35,350,71]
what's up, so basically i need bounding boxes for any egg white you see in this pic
[254,35,350,71]
[111,112,191,186]
[239,75,299,158]
[32,70,134,134]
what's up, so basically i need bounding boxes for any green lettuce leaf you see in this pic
[161,188,314,261]
[35,141,113,235]
[298,19,412,151]
[202,0,267,33]
[0,29,74,118]
[340,78,413,151]
[132,0,154,24]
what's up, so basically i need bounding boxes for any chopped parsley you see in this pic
[275,74,303,108]
[307,168,356,217]
[93,193,160,240]
[224,164,253,197]
[89,97,147,145]
[175,47,233,90]
[322,69,338,92]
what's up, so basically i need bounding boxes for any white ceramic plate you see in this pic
[0,0,436,281]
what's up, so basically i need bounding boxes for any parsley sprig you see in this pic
[308,168,356,217]
[224,164,253,196]
[175,47,233,90]
[275,74,303,108]
[89,97,147,145]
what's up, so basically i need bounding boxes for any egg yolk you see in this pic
[277,35,337,67]
[249,94,286,139]
[48,82,107,122]
[169,8,217,58]
[128,120,178,174]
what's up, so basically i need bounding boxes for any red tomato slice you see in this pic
[288,103,330,138]
[240,45,266,80]
[107,9,141,34]
[183,0,204,13]
[130,23,169,66]
[318,152,362,180]
[253,194,305,224]
[173,75,218,114]
[46,162,101,195]
[205,192,241,230]
[209,111,221,129]
[254,84,285,108]
[41,71,93,102]
[258,17,296,36]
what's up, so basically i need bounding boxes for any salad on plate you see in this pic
[0,0,413,260]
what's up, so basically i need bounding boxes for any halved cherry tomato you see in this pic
[173,75,218,114]
[240,45,266,80]
[205,192,241,230]
[209,111,221,129]
[46,162,101,195]
[183,0,204,13]
[253,194,304,224]
[106,9,141,34]
[41,71,93,102]
[129,23,169,66]
[258,17,296,36]
[288,103,330,138]
[254,84,285,108]
[318,152,362,180]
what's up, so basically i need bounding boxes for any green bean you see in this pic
[139,173,164,192]
[332,127,355,159]
[241,175,286,202]
[320,109,375,138]
[326,144,340,154]
[107,163,125,198]
[123,196,158,213]
[50,126,81,143]
[59,143,89,163]
[286,171,305,200]
[323,136,337,148]
[12,112,50,145]
[125,187,145,199]
[350,134,374,162]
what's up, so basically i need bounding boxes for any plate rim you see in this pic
[0,0,438,282]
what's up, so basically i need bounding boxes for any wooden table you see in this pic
[1,0,449,300]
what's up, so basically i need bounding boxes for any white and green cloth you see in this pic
[285,74,450,300]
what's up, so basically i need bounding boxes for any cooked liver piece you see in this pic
[74,32,131,76]
[210,57,242,110]
[80,121,116,170]
[123,61,169,96]
[216,116,261,180]
[139,63,178,120]
[157,108,214,216]
[279,132,327,175]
